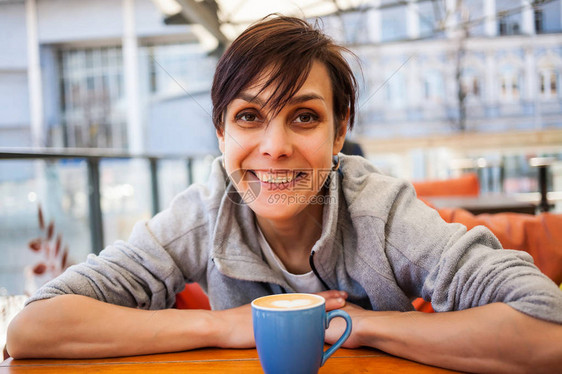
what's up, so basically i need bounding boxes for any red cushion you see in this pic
[175,283,211,310]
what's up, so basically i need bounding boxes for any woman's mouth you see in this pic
[249,170,307,186]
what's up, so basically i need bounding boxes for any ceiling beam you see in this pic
[176,0,229,45]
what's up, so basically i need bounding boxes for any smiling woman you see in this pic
[212,16,355,271]
[6,14,562,374]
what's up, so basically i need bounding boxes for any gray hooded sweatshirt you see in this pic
[27,155,562,324]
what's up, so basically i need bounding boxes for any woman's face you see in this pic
[217,61,347,222]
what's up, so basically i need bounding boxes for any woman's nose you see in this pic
[259,120,293,160]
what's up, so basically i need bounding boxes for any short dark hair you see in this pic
[211,15,357,134]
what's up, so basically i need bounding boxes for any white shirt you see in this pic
[256,223,326,293]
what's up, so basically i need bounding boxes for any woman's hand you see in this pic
[324,301,370,348]
[315,290,369,348]
[315,290,348,311]
[211,304,255,349]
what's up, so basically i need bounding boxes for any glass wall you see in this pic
[0,159,91,295]
[100,159,152,247]
[0,155,215,296]
[158,159,190,211]
[367,147,562,211]
[157,155,216,211]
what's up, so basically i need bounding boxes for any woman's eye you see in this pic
[236,112,259,122]
[294,113,318,123]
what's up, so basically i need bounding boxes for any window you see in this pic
[535,0,561,34]
[461,68,481,99]
[535,9,544,33]
[339,11,371,44]
[499,17,520,35]
[144,43,216,96]
[424,70,445,103]
[498,65,522,101]
[385,71,406,108]
[497,0,522,35]
[539,70,559,99]
[418,0,443,38]
[381,6,408,42]
[465,0,485,36]
[59,47,126,149]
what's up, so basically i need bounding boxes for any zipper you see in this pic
[309,251,330,290]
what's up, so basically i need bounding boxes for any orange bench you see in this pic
[412,208,562,313]
[412,173,480,198]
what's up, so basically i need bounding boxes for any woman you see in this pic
[7,16,562,372]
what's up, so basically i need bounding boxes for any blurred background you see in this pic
[1,0,562,297]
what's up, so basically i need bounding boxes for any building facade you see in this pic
[2,0,561,157]
[0,0,219,155]
[318,0,562,186]
[340,0,562,140]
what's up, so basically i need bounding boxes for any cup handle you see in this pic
[321,310,352,367]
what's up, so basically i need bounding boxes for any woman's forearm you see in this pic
[6,294,224,359]
[356,303,562,374]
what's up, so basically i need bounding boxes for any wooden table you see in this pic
[1,347,460,373]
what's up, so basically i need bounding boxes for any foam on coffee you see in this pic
[252,293,324,310]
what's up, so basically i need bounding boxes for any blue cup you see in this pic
[252,293,352,374]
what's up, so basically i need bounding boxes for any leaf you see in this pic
[33,263,47,275]
[55,234,62,256]
[28,238,42,252]
[38,205,45,230]
[62,246,69,269]
[47,221,54,240]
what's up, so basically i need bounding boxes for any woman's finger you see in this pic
[315,290,348,300]
[314,290,348,311]
[325,297,346,311]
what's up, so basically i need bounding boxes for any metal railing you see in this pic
[0,147,211,255]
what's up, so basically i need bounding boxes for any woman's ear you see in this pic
[333,110,349,154]
[216,129,225,153]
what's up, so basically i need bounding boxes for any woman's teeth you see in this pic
[253,171,300,184]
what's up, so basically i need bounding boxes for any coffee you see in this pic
[252,293,324,310]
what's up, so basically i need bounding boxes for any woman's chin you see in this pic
[246,193,307,221]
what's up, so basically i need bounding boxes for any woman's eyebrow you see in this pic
[236,93,265,106]
[235,93,325,106]
[288,93,325,105]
